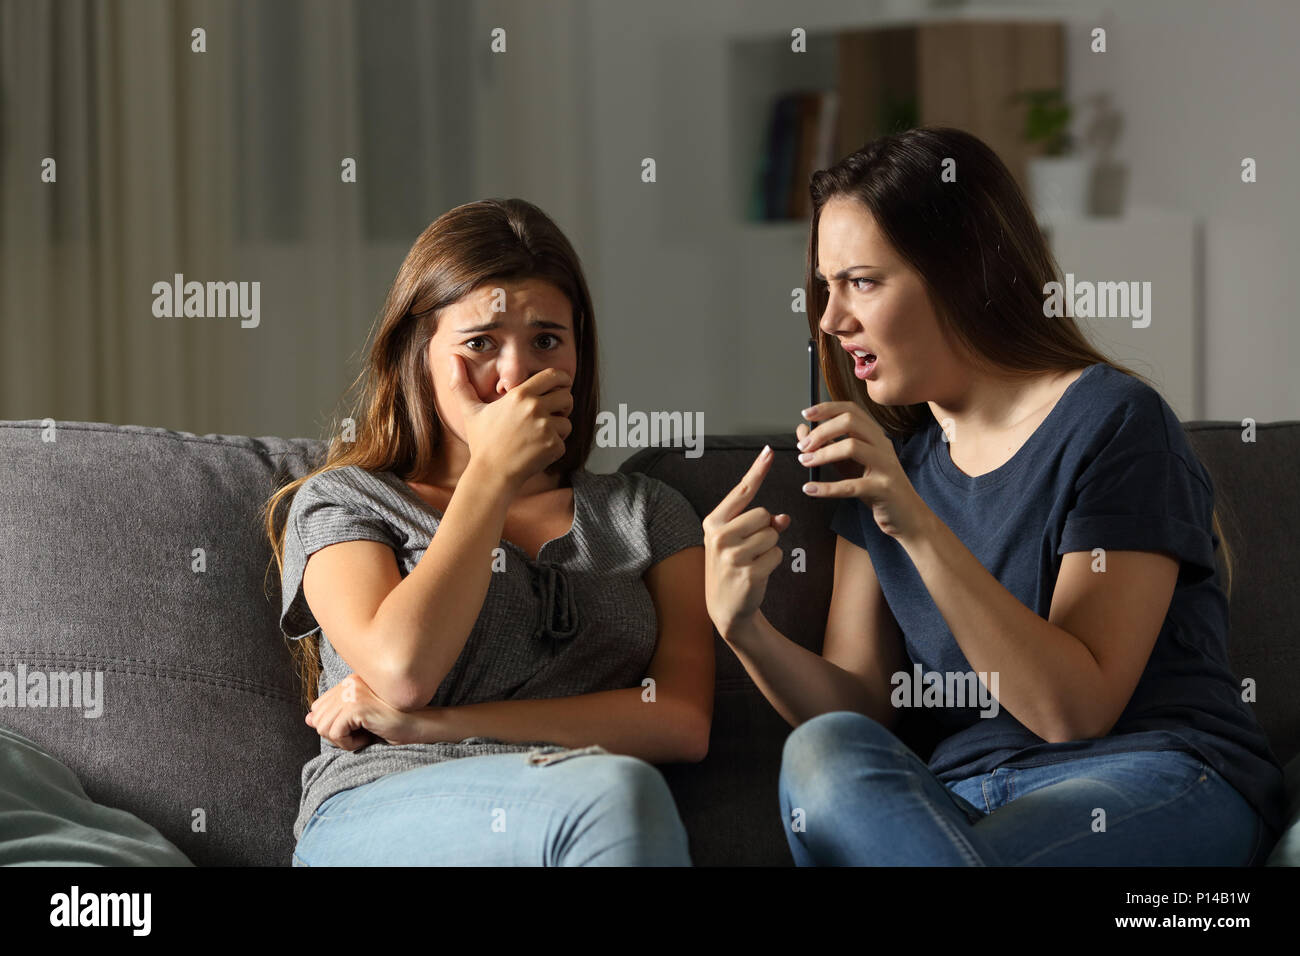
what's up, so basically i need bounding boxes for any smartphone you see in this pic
[807,338,820,485]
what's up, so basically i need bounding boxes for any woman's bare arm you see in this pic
[303,365,573,711]
[393,546,714,763]
[302,458,514,711]
[720,534,906,730]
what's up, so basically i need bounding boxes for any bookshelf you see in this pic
[732,19,1065,225]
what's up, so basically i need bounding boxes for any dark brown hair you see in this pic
[804,126,1234,597]
[264,198,600,709]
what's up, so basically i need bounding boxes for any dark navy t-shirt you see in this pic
[830,363,1286,836]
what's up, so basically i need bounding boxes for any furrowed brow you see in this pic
[455,318,570,334]
[813,265,878,281]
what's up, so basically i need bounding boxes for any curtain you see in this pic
[0,0,496,439]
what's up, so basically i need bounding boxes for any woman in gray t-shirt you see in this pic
[268,199,710,866]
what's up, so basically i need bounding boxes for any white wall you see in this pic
[977,0,1300,422]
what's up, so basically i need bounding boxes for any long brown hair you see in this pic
[263,198,600,710]
[804,126,1235,598]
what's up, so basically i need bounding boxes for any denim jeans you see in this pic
[779,710,1272,866]
[291,746,691,866]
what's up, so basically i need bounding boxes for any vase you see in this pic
[1028,155,1091,222]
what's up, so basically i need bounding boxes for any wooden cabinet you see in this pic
[836,21,1064,191]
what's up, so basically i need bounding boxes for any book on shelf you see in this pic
[751,89,839,222]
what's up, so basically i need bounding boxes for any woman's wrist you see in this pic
[402,705,460,745]
[457,455,512,494]
[885,488,939,549]
[721,610,766,650]
[460,457,522,503]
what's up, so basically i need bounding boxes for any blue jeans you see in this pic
[291,747,691,866]
[779,711,1272,866]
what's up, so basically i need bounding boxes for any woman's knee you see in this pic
[784,709,880,754]
[545,754,690,864]
[781,711,894,782]
[561,755,681,824]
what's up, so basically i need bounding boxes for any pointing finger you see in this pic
[714,445,774,524]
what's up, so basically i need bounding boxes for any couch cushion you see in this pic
[1265,753,1300,866]
[0,724,192,866]
[0,420,323,866]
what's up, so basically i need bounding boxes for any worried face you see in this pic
[426,278,578,446]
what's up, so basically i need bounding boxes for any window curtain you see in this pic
[0,0,489,438]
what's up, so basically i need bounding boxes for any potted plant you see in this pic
[1013,88,1090,222]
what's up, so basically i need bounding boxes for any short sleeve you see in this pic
[1058,423,1218,587]
[645,477,704,566]
[279,474,398,641]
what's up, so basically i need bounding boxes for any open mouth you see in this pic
[851,350,878,379]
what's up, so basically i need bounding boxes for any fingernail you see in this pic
[761,444,771,457]
[801,407,814,418]
[798,452,812,464]
[796,438,808,450]
[802,483,818,495]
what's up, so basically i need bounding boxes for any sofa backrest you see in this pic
[0,420,323,866]
[1181,421,1300,765]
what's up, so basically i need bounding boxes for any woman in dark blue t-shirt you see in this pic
[701,127,1284,866]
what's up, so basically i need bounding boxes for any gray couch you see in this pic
[0,419,1296,866]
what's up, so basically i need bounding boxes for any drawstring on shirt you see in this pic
[529,562,580,642]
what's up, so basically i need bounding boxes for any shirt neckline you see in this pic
[934,364,1103,492]
[372,466,584,564]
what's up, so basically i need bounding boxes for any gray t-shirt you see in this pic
[279,464,704,842]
